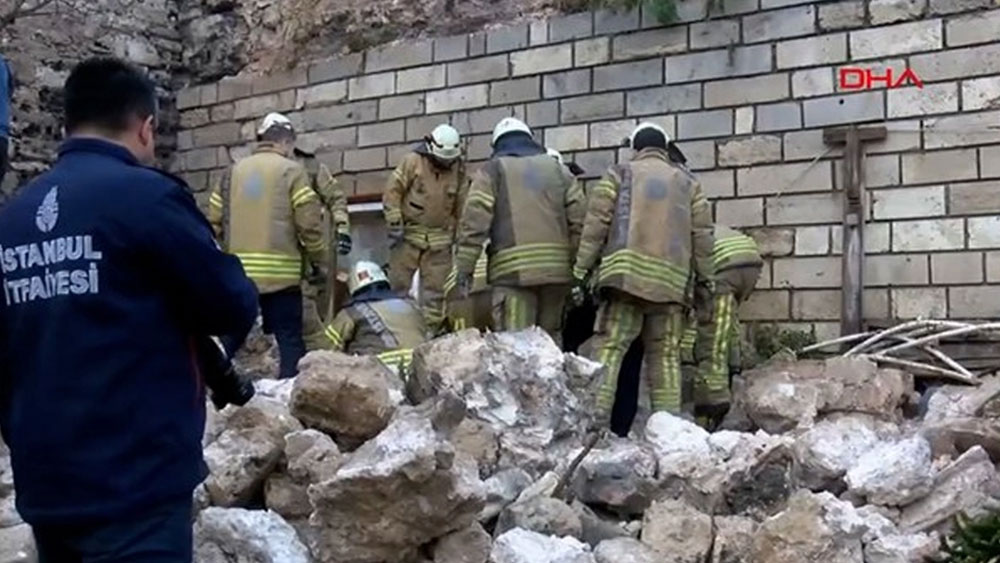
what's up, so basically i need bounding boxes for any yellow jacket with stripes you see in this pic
[207,143,327,294]
[455,154,586,287]
[713,225,763,273]
[573,147,714,305]
[297,152,350,235]
[383,150,468,250]
[324,294,427,372]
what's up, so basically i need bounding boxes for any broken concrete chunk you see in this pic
[593,537,659,563]
[923,375,1000,422]
[490,528,596,563]
[203,424,287,507]
[899,445,1000,534]
[495,496,583,540]
[710,516,757,563]
[845,436,935,506]
[863,532,940,563]
[640,498,713,563]
[306,396,484,563]
[264,473,312,520]
[290,351,396,450]
[0,524,35,563]
[792,414,899,491]
[433,522,491,563]
[750,490,865,563]
[922,417,1000,461]
[644,412,712,481]
[571,500,630,548]
[194,507,311,563]
[570,437,657,515]
[284,429,342,483]
[480,468,533,522]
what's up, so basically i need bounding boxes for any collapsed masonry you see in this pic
[4,327,998,562]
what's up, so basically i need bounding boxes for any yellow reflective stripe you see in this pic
[235,252,302,263]
[491,243,569,266]
[474,254,488,279]
[491,254,571,278]
[598,250,689,291]
[385,210,402,224]
[236,253,302,279]
[291,187,318,207]
[325,325,343,348]
[392,169,406,183]
[376,349,413,369]
[209,193,224,208]
[592,180,617,199]
[466,191,495,208]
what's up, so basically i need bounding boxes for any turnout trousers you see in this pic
[691,264,762,406]
[590,290,685,415]
[388,240,450,335]
[492,284,569,345]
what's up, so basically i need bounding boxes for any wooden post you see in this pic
[823,125,887,336]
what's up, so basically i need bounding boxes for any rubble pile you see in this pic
[2,328,999,561]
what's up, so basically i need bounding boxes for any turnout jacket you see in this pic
[296,149,350,235]
[713,225,762,273]
[573,147,714,305]
[325,288,427,370]
[455,141,586,287]
[208,142,327,293]
[383,146,468,250]
[0,138,257,525]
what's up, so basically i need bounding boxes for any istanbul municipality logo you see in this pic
[36,186,59,233]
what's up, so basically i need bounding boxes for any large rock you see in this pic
[593,538,659,563]
[204,396,303,507]
[0,524,35,563]
[410,329,589,477]
[923,375,1000,422]
[433,523,491,563]
[792,414,900,491]
[645,414,793,517]
[864,532,939,563]
[845,436,934,506]
[570,438,657,515]
[899,446,1000,534]
[640,498,713,563]
[232,322,280,380]
[265,429,342,520]
[740,357,911,433]
[495,496,583,540]
[750,491,864,563]
[571,501,631,548]
[710,516,756,563]
[194,507,311,563]
[480,469,533,522]
[290,351,396,449]
[490,528,596,563]
[453,418,500,477]
[306,395,485,563]
[922,417,1000,461]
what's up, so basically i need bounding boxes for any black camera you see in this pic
[195,336,255,410]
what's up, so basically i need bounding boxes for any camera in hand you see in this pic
[195,335,255,410]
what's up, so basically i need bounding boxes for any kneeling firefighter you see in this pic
[324,261,428,374]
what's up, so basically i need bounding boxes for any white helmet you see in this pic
[546,147,564,166]
[257,112,294,136]
[629,121,671,148]
[492,117,532,146]
[428,124,461,162]
[348,260,389,295]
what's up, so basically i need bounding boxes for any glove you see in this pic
[196,336,256,410]
[387,224,404,249]
[570,274,589,307]
[337,232,353,255]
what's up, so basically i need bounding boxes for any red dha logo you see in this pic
[839,67,924,90]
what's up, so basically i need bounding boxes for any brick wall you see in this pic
[174,0,1000,336]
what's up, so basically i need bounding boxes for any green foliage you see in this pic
[936,511,1000,563]
[751,324,817,361]
[590,0,680,24]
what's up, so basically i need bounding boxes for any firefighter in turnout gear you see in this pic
[294,147,351,351]
[573,122,715,425]
[383,123,467,335]
[208,112,327,379]
[453,117,586,343]
[324,261,427,374]
[690,225,763,416]
[445,247,491,332]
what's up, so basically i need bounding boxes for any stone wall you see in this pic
[174,0,1000,335]
[1,0,182,198]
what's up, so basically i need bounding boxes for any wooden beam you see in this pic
[347,193,382,205]
[823,125,887,145]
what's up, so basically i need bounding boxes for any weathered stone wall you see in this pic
[1,0,183,199]
[174,0,1000,334]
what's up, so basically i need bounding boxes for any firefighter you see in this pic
[453,118,586,343]
[324,261,427,374]
[573,122,714,426]
[208,112,327,379]
[444,247,491,332]
[691,225,763,419]
[383,123,467,335]
[294,147,351,351]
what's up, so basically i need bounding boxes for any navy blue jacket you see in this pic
[0,138,258,525]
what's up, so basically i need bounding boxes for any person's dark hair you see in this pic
[632,127,668,151]
[63,57,157,134]
[259,126,295,143]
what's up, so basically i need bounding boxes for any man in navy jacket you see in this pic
[0,58,258,560]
